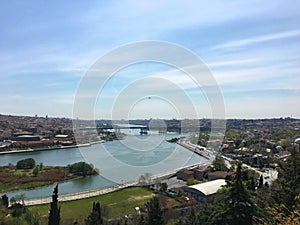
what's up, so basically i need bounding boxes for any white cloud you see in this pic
[213,30,300,50]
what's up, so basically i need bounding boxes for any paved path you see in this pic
[24,181,138,206]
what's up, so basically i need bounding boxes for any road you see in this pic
[178,137,278,184]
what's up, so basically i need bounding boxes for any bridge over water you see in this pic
[81,124,204,134]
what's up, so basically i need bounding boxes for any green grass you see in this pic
[29,187,154,224]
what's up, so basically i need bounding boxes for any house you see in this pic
[176,169,194,181]
[193,167,209,181]
[207,171,234,181]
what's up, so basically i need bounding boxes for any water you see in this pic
[0,134,207,199]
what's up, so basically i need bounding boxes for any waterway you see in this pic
[0,133,207,200]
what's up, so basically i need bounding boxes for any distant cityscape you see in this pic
[1,113,299,161]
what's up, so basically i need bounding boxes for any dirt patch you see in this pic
[128,194,155,202]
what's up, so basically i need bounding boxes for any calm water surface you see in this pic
[0,134,207,199]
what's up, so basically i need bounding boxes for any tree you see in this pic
[68,162,96,176]
[33,166,39,177]
[16,158,36,169]
[48,184,60,225]
[1,194,9,208]
[85,202,103,225]
[271,144,300,209]
[146,196,164,225]
[186,178,200,186]
[177,208,199,225]
[138,215,146,225]
[212,155,228,171]
[159,183,168,192]
[138,173,152,185]
[213,161,259,225]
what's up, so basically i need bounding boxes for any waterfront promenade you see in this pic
[24,181,138,206]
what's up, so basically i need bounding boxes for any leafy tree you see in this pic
[48,184,60,225]
[138,173,152,185]
[248,177,256,191]
[159,183,168,192]
[11,203,26,218]
[16,158,36,169]
[257,203,300,225]
[212,155,228,171]
[271,145,300,209]
[176,208,199,225]
[68,162,96,176]
[1,194,9,208]
[85,202,103,225]
[186,178,200,186]
[33,166,39,177]
[146,196,164,225]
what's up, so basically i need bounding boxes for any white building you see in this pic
[184,179,226,202]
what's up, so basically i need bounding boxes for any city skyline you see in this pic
[1,1,300,119]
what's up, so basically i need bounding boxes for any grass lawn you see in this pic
[29,187,154,224]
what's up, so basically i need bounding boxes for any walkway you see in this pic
[24,181,138,206]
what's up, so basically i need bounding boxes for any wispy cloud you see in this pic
[213,29,300,50]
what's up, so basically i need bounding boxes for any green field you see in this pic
[29,187,154,224]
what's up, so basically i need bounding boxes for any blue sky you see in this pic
[0,0,299,119]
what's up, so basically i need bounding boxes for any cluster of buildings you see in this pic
[0,114,76,151]
[219,118,300,168]
[176,167,233,182]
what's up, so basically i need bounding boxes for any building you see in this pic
[184,179,226,202]
[207,171,234,181]
[176,169,194,181]
[193,167,210,181]
[13,135,41,142]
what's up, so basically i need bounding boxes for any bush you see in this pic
[16,158,36,169]
[68,162,96,176]
[186,178,200,186]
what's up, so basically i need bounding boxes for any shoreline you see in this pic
[3,135,214,206]
[0,140,105,155]
[23,161,210,206]
[176,137,214,161]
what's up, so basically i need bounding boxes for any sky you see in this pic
[0,0,300,120]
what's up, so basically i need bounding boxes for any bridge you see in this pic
[82,124,204,135]
[96,124,180,135]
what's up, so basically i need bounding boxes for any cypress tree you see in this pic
[227,161,258,224]
[85,202,103,225]
[48,184,60,225]
[213,161,258,225]
[146,196,164,225]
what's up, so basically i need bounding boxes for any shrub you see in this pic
[16,158,36,169]
[68,162,96,176]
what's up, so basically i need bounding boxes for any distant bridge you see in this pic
[80,124,205,134]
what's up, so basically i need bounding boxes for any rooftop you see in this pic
[187,179,226,196]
